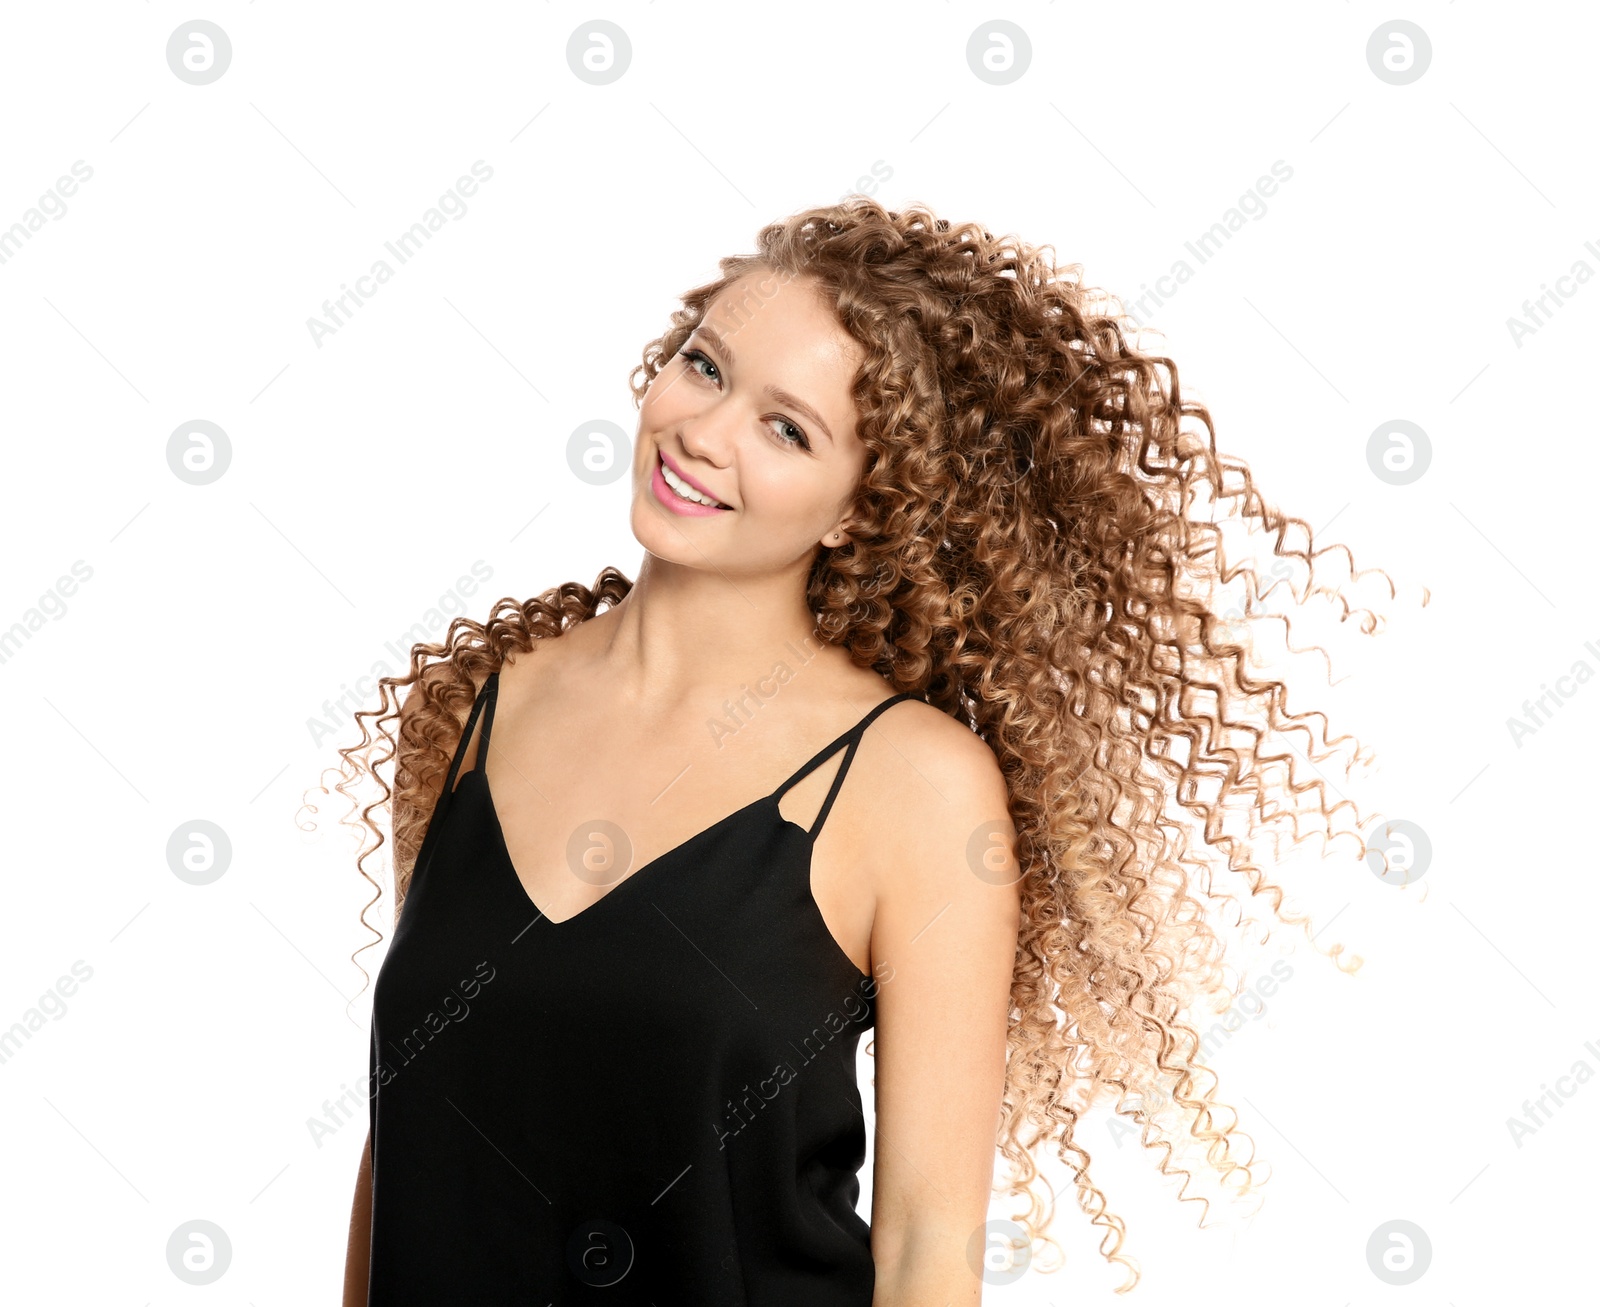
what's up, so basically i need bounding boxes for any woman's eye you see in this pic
[677,347,811,450]
[680,347,719,383]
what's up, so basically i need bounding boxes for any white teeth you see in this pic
[660,456,724,507]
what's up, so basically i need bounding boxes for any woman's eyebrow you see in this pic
[693,324,835,445]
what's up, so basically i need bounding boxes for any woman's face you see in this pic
[632,269,867,575]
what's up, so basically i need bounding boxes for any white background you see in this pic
[0,2,1595,1302]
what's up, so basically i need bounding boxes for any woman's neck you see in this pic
[580,554,830,709]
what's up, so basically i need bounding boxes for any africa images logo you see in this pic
[713,962,892,1150]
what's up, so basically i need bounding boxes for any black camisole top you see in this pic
[366,670,921,1304]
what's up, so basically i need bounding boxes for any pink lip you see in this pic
[651,461,724,516]
[651,450,730,517]
[652,451,729,508]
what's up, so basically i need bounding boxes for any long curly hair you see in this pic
[304,197,1418,1292]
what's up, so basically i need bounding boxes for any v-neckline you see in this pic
[474,768,805,928]
[460,670,920,931]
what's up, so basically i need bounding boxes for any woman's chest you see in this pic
[385,781,875,1036]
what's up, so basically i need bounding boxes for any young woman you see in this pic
[322,198,1400,1304]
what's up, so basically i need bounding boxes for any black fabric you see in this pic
[366,671,919,1304]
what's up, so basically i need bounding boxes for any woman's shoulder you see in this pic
[877,692,1003,792]
[848,687,1020,926]
[844,678,1009,825]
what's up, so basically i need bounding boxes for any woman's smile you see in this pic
[651,446,733,516]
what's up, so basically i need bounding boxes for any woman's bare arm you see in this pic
[866,714,1023,1306]
[342,1128,373,1306]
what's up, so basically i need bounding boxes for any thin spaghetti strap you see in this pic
[475,672,500,762]
[773,690,920,839]
[441,673,499,797]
